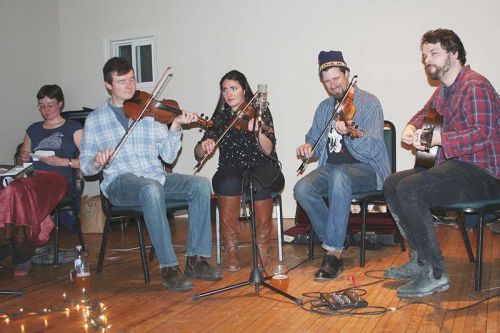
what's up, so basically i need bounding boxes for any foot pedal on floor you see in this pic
[320,290,368,310]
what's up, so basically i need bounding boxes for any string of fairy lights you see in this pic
[0,289,114,332]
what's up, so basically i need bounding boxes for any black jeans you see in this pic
[383,159,500,271]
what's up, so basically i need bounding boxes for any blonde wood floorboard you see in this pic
[0,218,498,332]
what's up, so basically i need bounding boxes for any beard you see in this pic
[426,56,453,80]
[330,87,346,100]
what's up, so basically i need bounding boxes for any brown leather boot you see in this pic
[218,195,242,272]
[254,198,274,269]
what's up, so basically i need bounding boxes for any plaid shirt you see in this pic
[409,66,500,178]
[80,102,182,196]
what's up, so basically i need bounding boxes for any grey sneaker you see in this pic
[384,250,425,280]
[397,263,450,298]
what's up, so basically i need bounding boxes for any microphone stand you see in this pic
[193,85,303,306]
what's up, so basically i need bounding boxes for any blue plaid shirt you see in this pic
[305,87,390,190]
[80,102,182,196]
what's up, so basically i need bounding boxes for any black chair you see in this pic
[96,189,192,284]
[52,168,86,265]
[308,120,405,266]
[436,198,500,291]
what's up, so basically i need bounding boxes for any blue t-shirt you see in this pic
[26,119,82,194]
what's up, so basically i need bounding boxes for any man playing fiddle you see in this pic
[294,51,390,280]
[383,29,500,298]
[80,57,222,292]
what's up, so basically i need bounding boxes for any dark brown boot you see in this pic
[254,198,274,269]
[218,195,242,272]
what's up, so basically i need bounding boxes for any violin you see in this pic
[194,90,272,173]
[336,87,362,138]
[230,102,274,133]
[297,75,359,175]
[124,90,213,128]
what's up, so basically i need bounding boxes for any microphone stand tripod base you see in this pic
[192,174,302,306]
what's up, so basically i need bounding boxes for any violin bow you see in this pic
[102,67,173,171]
[193,91,259,174]
[296,75,358,175]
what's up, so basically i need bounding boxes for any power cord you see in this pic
[299,268,500,315]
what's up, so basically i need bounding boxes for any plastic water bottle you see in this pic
[70,245,92,290]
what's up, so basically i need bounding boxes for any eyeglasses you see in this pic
[38,102,59,110]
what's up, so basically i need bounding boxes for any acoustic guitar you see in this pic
[414,108,443,169]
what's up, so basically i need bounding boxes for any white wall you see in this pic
[0,0,60,163]
[1,0,498,217]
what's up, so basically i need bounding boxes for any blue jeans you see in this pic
[106,172,213,268]
[294,163,377,251]
[383,159,500,272]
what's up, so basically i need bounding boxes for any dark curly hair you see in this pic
[421,29,467,65]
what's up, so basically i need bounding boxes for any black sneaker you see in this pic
[184,256,223,281]
[160,266,193,292]
[314,255,343,281]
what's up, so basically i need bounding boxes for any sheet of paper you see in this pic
[30,150,55,161]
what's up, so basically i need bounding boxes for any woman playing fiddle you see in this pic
[80,57,221,292]
[195,70,284,272]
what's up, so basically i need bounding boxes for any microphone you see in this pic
[256,84,268,130]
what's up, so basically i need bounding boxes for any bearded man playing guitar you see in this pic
[382,29,499,298]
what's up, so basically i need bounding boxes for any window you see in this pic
[109,35,156,89]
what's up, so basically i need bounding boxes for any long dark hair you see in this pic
[214,70,254,113]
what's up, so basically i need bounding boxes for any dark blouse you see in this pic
[201,105,280,169]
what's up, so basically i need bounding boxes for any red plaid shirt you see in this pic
[409,66,500,178]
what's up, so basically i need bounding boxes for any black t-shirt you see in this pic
[326,123,359,165]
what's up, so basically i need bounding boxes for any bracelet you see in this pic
[68,158,72,167]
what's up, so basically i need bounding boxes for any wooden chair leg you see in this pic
[97,214,112,273]
[136,218,150,284]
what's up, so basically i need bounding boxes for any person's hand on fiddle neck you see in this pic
[170,111,199,131]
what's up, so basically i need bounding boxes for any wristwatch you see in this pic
[68,158,72,167]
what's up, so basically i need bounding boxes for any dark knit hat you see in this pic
[318,50,349,72]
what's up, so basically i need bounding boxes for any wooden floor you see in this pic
[0,217,498,333]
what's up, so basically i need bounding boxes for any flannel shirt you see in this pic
[79,102,182,196]
[409,66,500,178]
